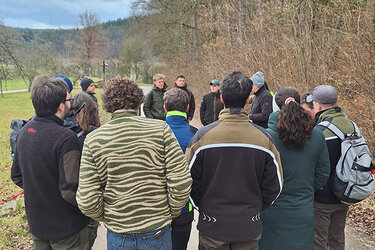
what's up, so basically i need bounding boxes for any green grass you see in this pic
[1,78,29,91]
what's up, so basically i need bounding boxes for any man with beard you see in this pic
[174,75,196,122]
[11,75,90,249]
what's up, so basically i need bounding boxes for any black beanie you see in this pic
[80,78,94,91]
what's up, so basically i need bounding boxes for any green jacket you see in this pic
[77,110,192,234]
[259,112,330,250]
[143,83,167,120]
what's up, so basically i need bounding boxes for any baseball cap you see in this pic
[306,85,337,104]
[210,79,220,86]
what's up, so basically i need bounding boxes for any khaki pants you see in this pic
[199,232,261,250]
[31,226,90,250]
[314,202,349,250]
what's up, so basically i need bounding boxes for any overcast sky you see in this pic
[0,0,133,29]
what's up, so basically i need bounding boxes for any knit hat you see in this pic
[80,78,94,91]
[250,72,264,87]
[306,85,337,104]
[210,79,220,86]
[56,74,73,93]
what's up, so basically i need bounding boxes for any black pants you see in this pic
[172,211,194,250]
[172,227,192,250]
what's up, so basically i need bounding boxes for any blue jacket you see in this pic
[166,111,197,215]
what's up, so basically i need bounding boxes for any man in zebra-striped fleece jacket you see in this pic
[76,77,192,250]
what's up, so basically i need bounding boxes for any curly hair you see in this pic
[102,77,144,113]
[275,88,314,148]
[73,92,100,133]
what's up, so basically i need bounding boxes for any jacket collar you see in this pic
[315,107,343,124]
[175,83,187,91]
[267,111,279,131]
[218,108,248,121]
[254,85,266,96]
[34,115,64,126]
[152,83,167,91]
[166,110,187,119]
[111,109,138,120]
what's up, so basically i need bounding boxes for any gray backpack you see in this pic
[319,121,375,204]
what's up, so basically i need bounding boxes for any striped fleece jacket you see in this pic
[186,108,283,242]
[76,110,192,234]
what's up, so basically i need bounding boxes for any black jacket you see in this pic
[249,86,272,128]
[11,115,90,240]
[175,84,195,121]
[200,90,224,126]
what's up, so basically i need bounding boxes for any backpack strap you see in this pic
[318,121,345,141]
[351,121,361,136]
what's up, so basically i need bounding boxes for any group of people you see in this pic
[10,70,364,250]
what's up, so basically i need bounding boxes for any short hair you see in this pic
[221,72,252,108]
[300,91,314,110]
[31,75,69,117]
[153,73,165,82]
[176,75,185,80]
[102,77,144,113]
[73,92,100,133]
[163,88,189,112]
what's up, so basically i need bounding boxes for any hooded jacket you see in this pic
[143,83,168,120]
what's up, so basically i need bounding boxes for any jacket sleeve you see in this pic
[200,97,207,125]
[57,135,81,206]
[261,142,283,210]
[143,92,153,118]
[163,124,192,217]
[187,93,196,121]
[249,94,272,123]
[314,130,330,191]
[76,141,105,221]
[11,149,23,189]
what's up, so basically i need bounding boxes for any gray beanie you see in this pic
[251,72,264,87]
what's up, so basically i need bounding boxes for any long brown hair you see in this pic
[73,92,100,133]
[275,88,314,148]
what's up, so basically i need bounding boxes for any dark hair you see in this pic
[102,77,144,113]
[31,75,69,117]
[73,92,100,133]
[221,72,252,108]
[176,75,185,80]
[164,88,189,112]
[275,88,314,148]
[300,91,314,110]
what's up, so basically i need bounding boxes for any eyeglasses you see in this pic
[64,97,74,103]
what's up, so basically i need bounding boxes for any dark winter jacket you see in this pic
[249,86,273,128]
[314,107,355,204]
[11,115,90,240]
[175,84,195,121]
[186,108,283,242]
[200,90,224,126]
[88,92,98,105]
[259,112,330,250]
[143,83,168,120]
[166,111,197,231]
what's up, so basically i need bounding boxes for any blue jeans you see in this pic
[107,225,172,250]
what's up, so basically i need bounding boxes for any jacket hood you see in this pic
[267,111,279,132]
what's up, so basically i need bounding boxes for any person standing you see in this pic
[11,75,90,249]
[143,73,168,120]
[200,79,224,126]
[174,75,195,122]
[186,71,283,250]
[77,77,192,250]
[307,85,355,250]
[248,71,272,128]
[163,87,197,250]
[80,78,98,104]
[259,88,330,250]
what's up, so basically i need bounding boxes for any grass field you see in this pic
[0,88,110,249]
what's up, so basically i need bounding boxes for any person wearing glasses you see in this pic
[11,75,91,249]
